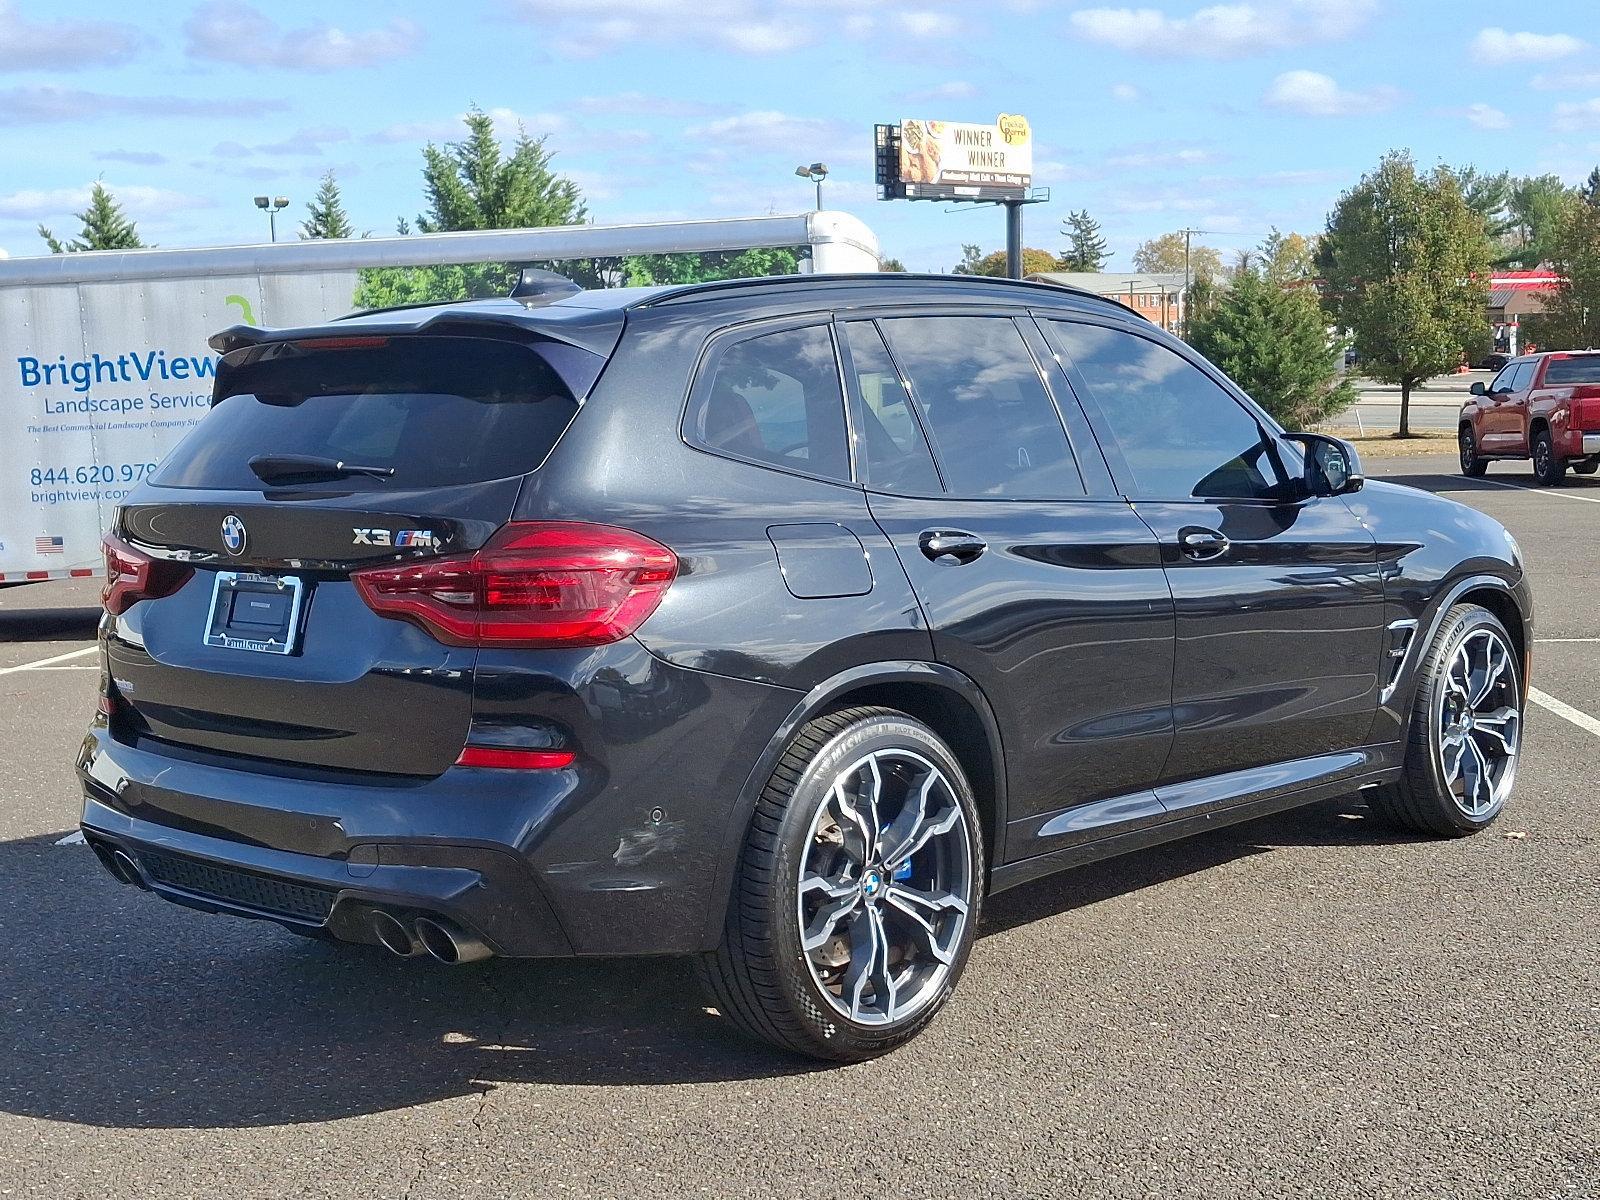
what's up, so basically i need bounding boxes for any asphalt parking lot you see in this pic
[1,455,1595,1200]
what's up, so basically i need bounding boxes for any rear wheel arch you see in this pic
[699,661,1007,950]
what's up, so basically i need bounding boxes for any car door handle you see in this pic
[919,530,986,564]
[1179,528,1230,560]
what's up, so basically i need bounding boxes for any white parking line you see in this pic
[0,646,97,675]
[1529,688,1600,739]
[1536,638,1600,644]
[1471,476,1600,505]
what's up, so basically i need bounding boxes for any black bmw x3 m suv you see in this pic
[81,273,1532,1061]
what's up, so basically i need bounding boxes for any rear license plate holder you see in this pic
[204,571,305,655]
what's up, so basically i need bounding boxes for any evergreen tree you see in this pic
[1058,209,1109,271]
[1188,264,1353,430]
[355,106,586,308]
[1317,153,1490,435]
[39,183,145,253]
[1584,166,1600,209]
[300,170,355,239]
[1507,174,1576,266]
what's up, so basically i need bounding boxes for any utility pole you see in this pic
[1177,227,1216,339]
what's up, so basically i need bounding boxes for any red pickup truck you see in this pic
[1460,350,1600,484]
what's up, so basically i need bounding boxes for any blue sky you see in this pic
[1,0,1597,271]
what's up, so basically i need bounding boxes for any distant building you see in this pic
[1487,270,1563,354]
[1026,271,1187,333]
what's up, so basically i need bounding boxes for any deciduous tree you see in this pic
[1317,152,1489,435]
[1132,231,1221,279]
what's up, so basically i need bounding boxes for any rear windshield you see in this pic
[1543,356,1600,386]
[154,336,589,490]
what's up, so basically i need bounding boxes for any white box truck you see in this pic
[0,212,878,583]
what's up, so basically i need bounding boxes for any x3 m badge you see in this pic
[353,528,439,549]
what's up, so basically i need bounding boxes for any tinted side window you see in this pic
[1507,361,1536,392]
[878,316,1082,499]
[1544,356,1600,386]
[840,321,942,495]
[1052,321,1285,501]
[689,324,850,482]
[1488,364,1517,393]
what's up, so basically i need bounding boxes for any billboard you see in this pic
[877,115,1032,201]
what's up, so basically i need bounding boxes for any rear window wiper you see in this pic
[248,454,396,482]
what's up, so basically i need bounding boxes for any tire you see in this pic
[1531,428,1566,486]
[1367,604,1522,837]
[698,706,984,1061]
[1458,425,1487,477]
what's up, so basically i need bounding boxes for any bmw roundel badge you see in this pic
[221,514,247,556]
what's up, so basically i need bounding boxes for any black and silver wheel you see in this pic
[1458,425,1487,477]
[1368,604,1522,836]
[699,706,983,1061]
[1532,428,1566,486]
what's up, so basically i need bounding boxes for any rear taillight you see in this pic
[352,521,677,648]
[102,533,193,616]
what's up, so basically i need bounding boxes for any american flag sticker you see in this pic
[35,535,64,555]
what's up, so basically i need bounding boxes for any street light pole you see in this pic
[254,195,290,242]
[794,163,828,211]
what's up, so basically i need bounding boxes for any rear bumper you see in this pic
[78,637,799,955]
[1581,433,1600,456]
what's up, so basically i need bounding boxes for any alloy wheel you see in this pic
[797,748,974,1026]
[1435,627,1521,819]
[1459,429,1475,471]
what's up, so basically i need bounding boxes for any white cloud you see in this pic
[1105,145,1220,169]
[1532,69,1600,92]
[366,108,567,145]
[508,0,971,55]
[0,85,283,125]
[1070,0,1374,59]
[95,150,170,167]
[184,2,421,71]
[214,126,353,159]
[1554,98,1600,132]
[1469,27,1585,65]
[574,93,718,117]
[687,109,847,153]
[0,183,213,222]
[1109,82,1142,103]
[1441,103,1512,131]
[1263,70,1399,117]
[903,80,977,103]
[0,0,141,70]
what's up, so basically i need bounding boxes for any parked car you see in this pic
[81,274,1532,1061]
[1476,351,1511,372]
[1459,350,1600,484]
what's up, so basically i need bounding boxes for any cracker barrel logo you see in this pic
[997,114,1031,147]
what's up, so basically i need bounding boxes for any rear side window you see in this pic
[1544,357,1600,386]
[155,336,587,491]
[878,316,1083,499]
[840,321,942,495]
[687,324,851,482]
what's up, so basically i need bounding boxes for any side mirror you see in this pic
[1282,432,1364,497]
[1469,381,1487,397]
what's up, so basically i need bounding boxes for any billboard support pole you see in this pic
[1004,200,1024,280]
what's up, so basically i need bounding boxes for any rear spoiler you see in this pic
[208,297,625,360]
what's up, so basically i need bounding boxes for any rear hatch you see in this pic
[107,332,595,776]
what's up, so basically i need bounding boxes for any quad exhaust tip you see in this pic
[97,845,145,888]
[413,916,492,965]
[370,910,421,957]
[368,910,491,964]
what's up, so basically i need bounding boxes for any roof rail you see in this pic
[631,272,1152,322]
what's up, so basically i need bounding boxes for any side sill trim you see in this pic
[988,760,1403,896]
